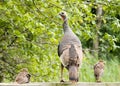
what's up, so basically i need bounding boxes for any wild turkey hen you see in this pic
[58,12,83,82]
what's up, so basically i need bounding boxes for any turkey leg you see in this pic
[60,63,64,82]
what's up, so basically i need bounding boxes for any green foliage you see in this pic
[0,0,120,82]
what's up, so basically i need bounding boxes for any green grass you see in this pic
[80,52,120,82]
[47,51,120,82]
[45,51,120,82]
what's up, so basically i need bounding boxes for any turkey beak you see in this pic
[59,13,65,20]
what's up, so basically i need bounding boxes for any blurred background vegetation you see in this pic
[0,0,120,82]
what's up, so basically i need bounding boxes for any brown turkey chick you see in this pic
[94,60,105,82]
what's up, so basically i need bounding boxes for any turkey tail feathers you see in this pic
[68,44,79,82]
[69,44,78,65]
[69,65,78,82]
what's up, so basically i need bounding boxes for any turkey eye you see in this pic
[61,12,64,14]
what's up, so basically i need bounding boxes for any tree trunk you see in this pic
[93,5,102,57]
[0,74,4,82]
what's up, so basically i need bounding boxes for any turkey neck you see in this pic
[63,19,72,33]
